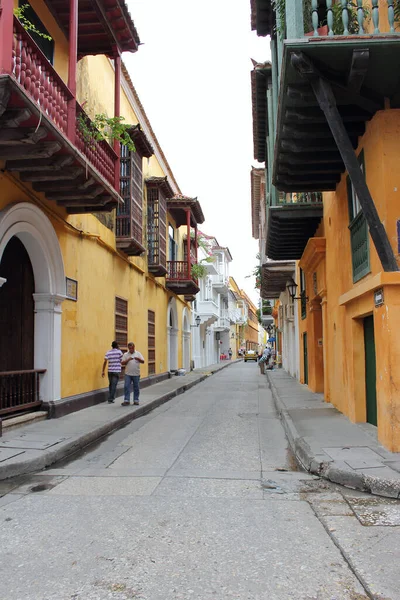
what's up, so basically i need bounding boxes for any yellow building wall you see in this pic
[1,40,191,401]
[300,109,400,451]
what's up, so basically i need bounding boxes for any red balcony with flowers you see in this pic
[0,0,140,213]
[166,195,205,296]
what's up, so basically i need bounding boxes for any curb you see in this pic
[266,372,400,499]
[0,361,237,481]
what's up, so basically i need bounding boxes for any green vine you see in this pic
[14,4,52,40]
[77,111,136,151]
[191,263,208,279]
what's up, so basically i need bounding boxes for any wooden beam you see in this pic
[291,51,398,273]
[282,123,365,140]
[0,142,61,160]
[7,155,74,172]
[49,186,103,201]
[347,49,369,93]
[0,127,47,145]
[285,108,370,124]
[33,177,95,192]
[279,152,343,165]
[21,167,82,182]
[0,108,31,128]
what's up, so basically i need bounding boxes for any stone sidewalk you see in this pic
[267,369,400,499]
[0,361,237,481]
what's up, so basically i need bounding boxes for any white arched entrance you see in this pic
[0,203,66,402]
[167,297,178,372]
[182,308,191,371]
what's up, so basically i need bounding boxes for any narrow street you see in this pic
[0,363,399,600]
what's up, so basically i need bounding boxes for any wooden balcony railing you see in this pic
[116,214,141,240]
[12,18,72,134]
[275,192,323,207]
[167,261,197,282]
[0,369,46,416]
[10,17,117,188]
[283,1,399,41]
[75,103,117,187]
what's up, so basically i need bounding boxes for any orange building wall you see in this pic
[300,109,400,451]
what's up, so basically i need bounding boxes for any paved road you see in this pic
[0,363,399,599]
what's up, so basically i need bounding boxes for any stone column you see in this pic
[33,293,64,402]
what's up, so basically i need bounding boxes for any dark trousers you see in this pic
[108,372,120,400]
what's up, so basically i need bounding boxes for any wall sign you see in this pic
[374,288,384,307]
[66,277,78,301]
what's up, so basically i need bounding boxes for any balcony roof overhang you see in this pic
[273,37,400,192]
[250,0,274,37]
[267,203,323,260]
[251,166,265,239]
[261,260,296,299]
[167,195,205,227]
[251,61,272,163]
[128,124,154,158]
[46,0,140,56]
[145,176,174,198]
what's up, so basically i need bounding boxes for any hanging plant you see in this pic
[14,4,52,40]
[77,110,136,151]
[191,263,208,279]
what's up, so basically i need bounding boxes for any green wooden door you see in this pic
[303,333,308,385]
[364,316,377,426]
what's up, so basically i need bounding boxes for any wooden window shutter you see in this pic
[115,297,128,351]
[148,310,156,375]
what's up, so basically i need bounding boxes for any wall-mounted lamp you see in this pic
[191,315,201,328]
[286,279,308,302]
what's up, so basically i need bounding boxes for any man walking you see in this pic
[102,341,123,403]
[121,342,145,406]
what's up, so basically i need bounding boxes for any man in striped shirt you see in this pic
[102,341,123,403]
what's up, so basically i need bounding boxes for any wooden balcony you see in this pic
[0,18,121,214]
[166,261,199,296]
[267,193,323,260]
[268,1,400,192]
[116,216,145,255]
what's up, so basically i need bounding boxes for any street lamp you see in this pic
[191,315,201,328]
[286,279,308,302]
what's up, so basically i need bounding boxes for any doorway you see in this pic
[0,237,35,371]
[364,315,377,426]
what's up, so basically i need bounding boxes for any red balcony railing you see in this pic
[12,18,72,134]
[75,103,117,187]
[167,261,197,282]
[10,17,117,188]
[0,369,46,416]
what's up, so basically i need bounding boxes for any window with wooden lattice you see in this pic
[116,146,144,255]
[148,310,156,375]
[147,186,167,275]
[115,297,128,352]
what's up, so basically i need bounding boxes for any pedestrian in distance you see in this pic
[121,342,145,406]
[228,347,233,360]
[102,341,123,403]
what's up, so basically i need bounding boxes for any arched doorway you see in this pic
[167,298,178,372]
[0,237,35,371]
[0,203,65,403]
[182,309,190,371]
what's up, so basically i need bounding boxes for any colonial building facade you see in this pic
[251,0,400,451]
[0,0,204,419]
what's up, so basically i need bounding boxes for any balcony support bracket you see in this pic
[291,51,398,273]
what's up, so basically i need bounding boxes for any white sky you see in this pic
[124,0,271,305]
